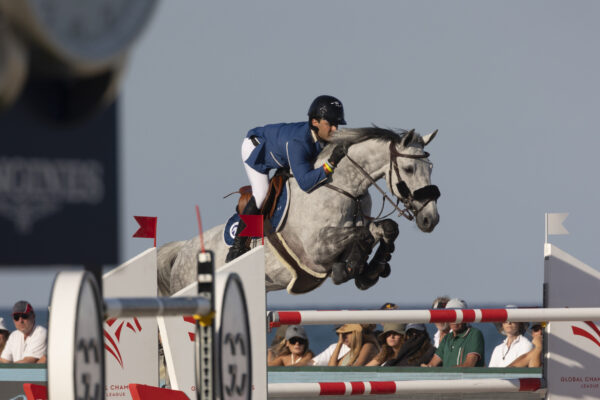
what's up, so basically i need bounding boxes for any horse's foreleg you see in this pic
[331,227,374,285]
[355,219,399,290]
[313,226,371,264]
[314,226,375,285]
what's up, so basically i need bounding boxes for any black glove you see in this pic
[328,144,347,167]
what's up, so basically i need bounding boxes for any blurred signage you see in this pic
[0,88,118,265]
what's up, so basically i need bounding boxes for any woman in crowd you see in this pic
[366,323,406,366]
[387,323,436,366]
[267,324,288,364]
[329,324,379,366]
[488,319,533,367]
[268,325,313,366]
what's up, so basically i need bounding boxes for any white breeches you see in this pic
[241,138,269,208]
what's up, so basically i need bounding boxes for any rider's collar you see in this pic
[310,128,319,143]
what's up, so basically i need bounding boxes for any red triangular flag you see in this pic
[238,215,263,238]
[133,216,157,246]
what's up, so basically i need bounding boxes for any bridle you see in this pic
[387,141,440,220]
[325,140,440,222]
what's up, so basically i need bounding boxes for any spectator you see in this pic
[380,302,398,310]
[508,322,544,368]
[311,325,350,366]
[0,318,10,356]
[388,323,436,366]
[366,322,406,366]
[422,298,484,367]
[267,324,289,364]
[329,324,379,366]
[0,301,47,364]
[431,296,450,347]
[489,314,533,367]
[268,326,313,366]
[372,302,399,343]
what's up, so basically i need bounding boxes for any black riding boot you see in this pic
[226,196,261,263]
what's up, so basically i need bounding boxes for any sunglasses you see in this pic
[13,313,31,321]
[531,325,543,332]
[288,337,306,345]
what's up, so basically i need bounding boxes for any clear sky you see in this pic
[3,1,600,309]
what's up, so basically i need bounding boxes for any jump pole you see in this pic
[268,378,543,398]
[269,307,600,327]
[104,297,211,318]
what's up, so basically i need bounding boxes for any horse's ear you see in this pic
[422,129,438,146]
[402,129,415,147]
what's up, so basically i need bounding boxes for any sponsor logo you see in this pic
[229,222,239,240]
[571,321,600,348]
[0,157,104,234]
[103,318,143,368]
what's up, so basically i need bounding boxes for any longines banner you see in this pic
[0,96,118,265]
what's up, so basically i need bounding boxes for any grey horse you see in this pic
[158,127,439,296]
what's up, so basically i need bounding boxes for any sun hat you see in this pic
[12,300,34,315]
[0,317,8,332]
[336,323,363,334]
[377,322,406,341]
[406,323,426,332]
[285,325,307,341]
[445,298,467,309]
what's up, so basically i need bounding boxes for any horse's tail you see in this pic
[157,240,185,296]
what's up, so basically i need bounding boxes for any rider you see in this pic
[226,95,348,262]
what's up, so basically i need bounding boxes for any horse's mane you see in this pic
[329,126,420,146]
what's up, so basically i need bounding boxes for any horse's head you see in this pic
[387,129,440,232]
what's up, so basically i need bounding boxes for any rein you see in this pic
[325,141,439,223]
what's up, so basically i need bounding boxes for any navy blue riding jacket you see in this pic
[244,122,328,192]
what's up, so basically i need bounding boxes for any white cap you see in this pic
[0,317,8,332]
[445,298,467,309]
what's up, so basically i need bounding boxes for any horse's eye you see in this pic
[403,166,414,174]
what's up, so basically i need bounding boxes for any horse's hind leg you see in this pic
[355,219,399,290]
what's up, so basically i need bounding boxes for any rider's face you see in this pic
[312,118,337,141]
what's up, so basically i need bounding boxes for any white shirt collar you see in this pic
[311,129,319,143]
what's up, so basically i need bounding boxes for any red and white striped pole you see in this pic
[268,307,600,328]
[268,378,542,397]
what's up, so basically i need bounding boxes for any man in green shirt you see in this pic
[422,298,485,367]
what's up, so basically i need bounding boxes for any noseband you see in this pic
[325,141,440,222]
[388,142,440,221]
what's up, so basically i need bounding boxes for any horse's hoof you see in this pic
[381,219,399,239]
[380,263,391,278]
[331,263,349,284]
[355,275,378,290]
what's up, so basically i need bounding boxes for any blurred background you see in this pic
[1,1,599,315]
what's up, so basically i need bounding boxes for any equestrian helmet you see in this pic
[308,95,346,126]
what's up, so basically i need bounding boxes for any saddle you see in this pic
[233,170,289,219]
